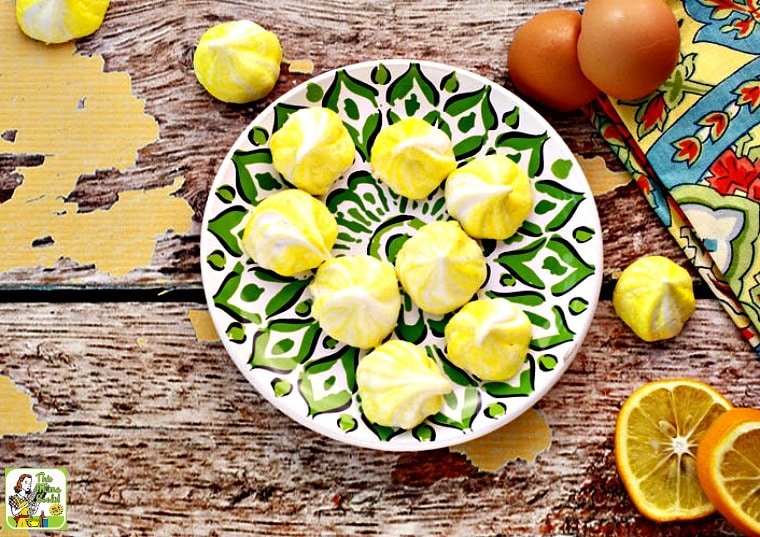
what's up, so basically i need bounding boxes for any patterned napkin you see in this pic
[585,0,760,353]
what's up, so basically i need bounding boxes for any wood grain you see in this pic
[0,0,683,288]
[0,301,756,535]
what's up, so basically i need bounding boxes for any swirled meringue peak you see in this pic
[310,255,401,349]
[370,118,457,199]
[241,189,337,276]
[356,340,453,429]
[445,154,533,240]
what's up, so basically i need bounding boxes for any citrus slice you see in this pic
[612,255,696,342]
[696,407,760,537]
[370,118,457,199]
[193,20,282,104]
[615,379,733,521]
[16,0,110,44]
[270,107,355,196]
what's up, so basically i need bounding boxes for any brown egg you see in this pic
[577,0,681,101]
[507,10,600,113]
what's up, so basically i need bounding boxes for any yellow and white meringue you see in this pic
[310,255,401,349]
[270,107,355,196]
[445,154,533,240]
[356,340,453,429]
[444,298,532,381]
[241,189,337,276]
[370,118,457,199]
[395,220,487,315]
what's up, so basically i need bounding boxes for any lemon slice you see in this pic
[241,189,337,276]
[370,118,457,199]
[193,20,282,104]
[612,255,696,342]
[615,379,733,521]
[310,255,401,349]
[445,154,533,240]
[16,0,110,44]
[696,407,760,537]
[444,298,532,381]
[356,340,453,429]
[395,220,487,315]
[270,107,355,196]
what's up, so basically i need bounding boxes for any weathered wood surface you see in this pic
[0,301,757,536]
[2,2,758,536]
[1,0,681,288]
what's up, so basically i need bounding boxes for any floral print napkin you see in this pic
[586,0,760,353]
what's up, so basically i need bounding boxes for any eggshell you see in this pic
[507,10,599,112]
[577,0,681,101]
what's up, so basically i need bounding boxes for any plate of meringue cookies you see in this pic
[200,59,603,451]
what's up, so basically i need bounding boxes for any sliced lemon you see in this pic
[370,118,457,199]
[356,340,453,429]
[16,0,110,44]
[612,255,696,342]
[193,20,282,104]
[395,220,487,315]
[444,298,532,381]
[696,407,760,537]
[445,154,533,240]
[270,107,355,196]
[241,189,336,277]
[310,255,401,349]
[615,378,733,521]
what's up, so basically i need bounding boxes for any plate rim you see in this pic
[200,58,604,452]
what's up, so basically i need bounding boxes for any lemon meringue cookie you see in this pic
[241,189,337,276]
[395,220,487,315]
[310,255,401,349]
[370,118,457,199]
[356,340,453,429]
[270,107,355,196]
[445,154,533,240]
[444,298,532,381]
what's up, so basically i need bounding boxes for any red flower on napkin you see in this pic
[706,148,760,201]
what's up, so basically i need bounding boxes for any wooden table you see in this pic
[1,1,757,535]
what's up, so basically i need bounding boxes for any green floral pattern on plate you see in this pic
[200,60,603,451]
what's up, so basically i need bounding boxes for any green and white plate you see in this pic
[200,60,603,451]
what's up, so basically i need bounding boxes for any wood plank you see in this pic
[1,301,755,535]
[0,0,686,289]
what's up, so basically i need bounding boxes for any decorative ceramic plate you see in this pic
[200,60,603,451]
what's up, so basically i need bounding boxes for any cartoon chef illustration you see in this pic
[8,473,43,528]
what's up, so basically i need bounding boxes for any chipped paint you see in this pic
[450,408,551,472]
[0,375,47,438]
[285,58,315,74]
[575,154,633,196]
[0,0,193,277]
[189,309,219,341]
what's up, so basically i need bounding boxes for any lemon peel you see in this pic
[310,255,401,349]
[445,154,533,240]
[370,118,457,199]
[445,298,532,381]
[612,255,696,342]
[395,220,487,315]
[241,189,337,277]
[16,0,110,44]
[193,20,282,104]
[270,107,355,196]
[356,340,453,429]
